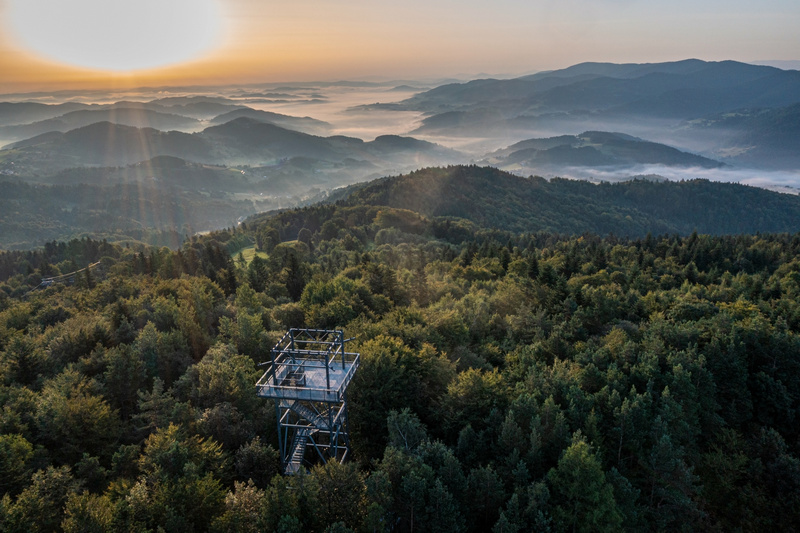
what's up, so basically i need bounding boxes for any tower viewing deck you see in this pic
[256,328,359,403]
[256,328,359,474]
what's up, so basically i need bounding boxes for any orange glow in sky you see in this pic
[0,0,798,92]
[6,0,222,72]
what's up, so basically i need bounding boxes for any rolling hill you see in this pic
[330,165,800,236]
[209,108,332,135]
[0,107,202,142]
[0,101,91,127]
[4,122,211,172]
[401,60,800,117]
[483,131,723,169]
[0,118,464,177]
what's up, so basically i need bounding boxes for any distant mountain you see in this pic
[393,60,800,169]
[147,96,235,107]
[209,108,332,135]
[0,102,90,127]
[0,108,202,143]
[197,119,462,167]
[1,117,464,175]
[4,122,210,172]
[334,165,800,236]
[484,131,723,169]
[200,118,341,162]
[147,99,247,119]
[403,60,799,117]
[518,59,715,81]
[388,85,426,92]
[366,135,459,159]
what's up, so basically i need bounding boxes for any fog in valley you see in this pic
[1,59,799,248]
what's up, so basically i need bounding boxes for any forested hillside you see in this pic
[1,191,799,531]
[331,165,800,236]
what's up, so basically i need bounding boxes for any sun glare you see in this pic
[6,0,222,72]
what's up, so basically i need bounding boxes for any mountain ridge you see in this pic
[1,117,464,176]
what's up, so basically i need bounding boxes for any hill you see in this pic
[3,122,211,172]
[0,107,202,143]
[483,131,723,170]
[142,97,247,119]
[0,101,90,127]
[200,118,341,162]
[1,118,464,175]
[332,165,800,236]
[402,60,799,117]
[209,108,332,135]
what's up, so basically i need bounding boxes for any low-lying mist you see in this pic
[516,165,800,194]
[3,76,799,193]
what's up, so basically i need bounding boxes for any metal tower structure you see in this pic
[256,329,360,475]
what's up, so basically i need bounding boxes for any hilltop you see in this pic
[1,118,463,175]
[483,131,723,170]
[319,165,800,237]
[0,107,202,142]
[208,108,332,136]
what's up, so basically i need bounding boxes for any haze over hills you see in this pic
[482,131,723,170]
[0,179,259,250]
[354,59,800,170]
[677,103,800,169]
[0,107,203,141]
[3,60,797,173]
[0,101,92,127]
[208,108,332,135]
[399,60,799,117]
[1,118,463,174]
[0,96,334,144]
[0,59,799,250]
[0,98,244,127]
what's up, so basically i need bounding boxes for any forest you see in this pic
[1,183,800,532]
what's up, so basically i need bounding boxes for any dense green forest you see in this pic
[1,174,800,531]
[325,166,800,236]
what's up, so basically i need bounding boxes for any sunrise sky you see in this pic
[1,0,799,92]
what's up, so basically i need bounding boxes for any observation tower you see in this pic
[256,329,360,474]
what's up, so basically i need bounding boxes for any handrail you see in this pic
[256,372,357,393]
[256,354,360,393]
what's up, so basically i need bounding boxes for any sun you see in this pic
[6,0,223,72]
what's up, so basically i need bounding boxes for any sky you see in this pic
[0,0,798,92]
